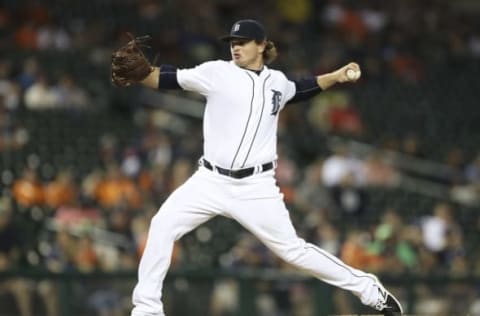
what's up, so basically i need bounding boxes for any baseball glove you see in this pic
[111,33,154,87]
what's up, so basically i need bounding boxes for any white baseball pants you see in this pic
[131,167,380,316]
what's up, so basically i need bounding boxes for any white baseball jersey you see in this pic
[177,60,296,169]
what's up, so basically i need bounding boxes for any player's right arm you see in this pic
[286,62,361,104]
[316,62,361,90]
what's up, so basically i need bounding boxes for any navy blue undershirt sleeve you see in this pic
[158,64,181,90]
[287,76,323,104]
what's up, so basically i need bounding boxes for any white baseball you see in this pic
[346,68,360,80]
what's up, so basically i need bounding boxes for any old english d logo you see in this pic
[270,89,282,116]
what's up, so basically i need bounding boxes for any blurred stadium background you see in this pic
[1,0,480,315]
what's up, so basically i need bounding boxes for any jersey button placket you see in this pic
[239,72,267,168]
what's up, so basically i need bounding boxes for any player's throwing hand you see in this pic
[336,62,362,83]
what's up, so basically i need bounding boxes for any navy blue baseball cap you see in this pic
[220,19,266,42]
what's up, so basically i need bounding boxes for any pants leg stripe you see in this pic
[305,245,378,282]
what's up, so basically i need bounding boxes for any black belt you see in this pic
[201,159,275,179]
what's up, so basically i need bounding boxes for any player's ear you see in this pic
[257,40,266,54]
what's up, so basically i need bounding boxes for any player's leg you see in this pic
[229,175,402,314]
[131,170,224,316]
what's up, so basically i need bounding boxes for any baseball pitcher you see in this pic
[111,20,403,316]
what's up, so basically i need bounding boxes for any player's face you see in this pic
[230,39,265,70]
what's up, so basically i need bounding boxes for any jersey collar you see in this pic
[230,61,268,76]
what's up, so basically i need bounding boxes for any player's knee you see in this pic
[151,209,191,242]
[282,248,307,265]
[276,239,307,265]
[150,211,178,235]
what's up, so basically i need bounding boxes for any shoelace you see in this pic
[375,301,389,310]
[373,283,390,311]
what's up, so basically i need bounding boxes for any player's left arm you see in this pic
[140,65,181,90]
[142,62,217,96]
[141,67,160,89]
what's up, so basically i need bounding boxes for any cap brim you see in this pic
[219,35,253,42]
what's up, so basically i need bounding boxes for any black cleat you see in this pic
[373,283,403,315]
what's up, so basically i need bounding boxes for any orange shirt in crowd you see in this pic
[95,177,141,209]
[44,181,77,209]
[340,237,384,271]
[12,176,44,207]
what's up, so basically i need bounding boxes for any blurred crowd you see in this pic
[1,0,480,315]
[0,0,479,75]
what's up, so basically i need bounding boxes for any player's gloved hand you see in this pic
[111,33,154,87]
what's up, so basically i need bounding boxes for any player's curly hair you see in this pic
[261,40,277,64]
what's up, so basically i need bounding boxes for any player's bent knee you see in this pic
[150,212,178,234]
[281,249,308,265]
[150,210,192,241]
[273,240,308,265]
